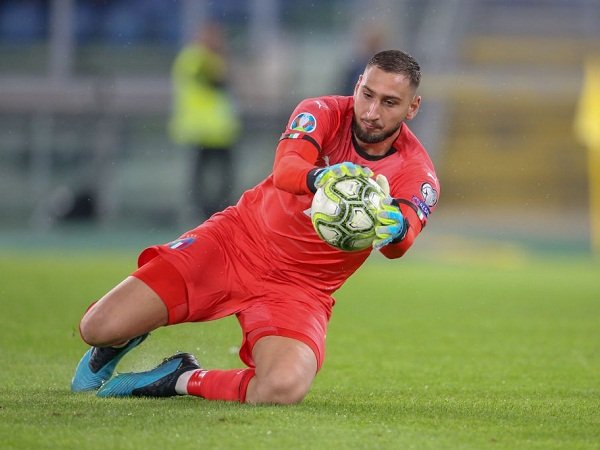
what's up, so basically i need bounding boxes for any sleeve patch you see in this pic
[420,183,438,207]
[280,132,303,140]
[290,112,317,133]
[411,196,431,220]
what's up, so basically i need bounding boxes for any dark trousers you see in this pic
[191,146,234,220]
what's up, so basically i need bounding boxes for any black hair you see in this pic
[366,50,421,89]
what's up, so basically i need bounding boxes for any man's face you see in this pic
[352,66,421,144]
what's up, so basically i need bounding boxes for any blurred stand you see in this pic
[0,0,597,254]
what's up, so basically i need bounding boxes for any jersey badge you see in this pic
[280,132,302,140]
[421,183,438,207]
[411,195,431,221]
[167,237,196,250]
[290,112,317,133]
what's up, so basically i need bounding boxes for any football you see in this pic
[311,175,387,251]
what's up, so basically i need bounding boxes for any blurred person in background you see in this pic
[340,27,387,95]
[71,50,439,405]
[169,21,241,221]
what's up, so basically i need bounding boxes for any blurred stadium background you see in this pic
[0,0,598,256]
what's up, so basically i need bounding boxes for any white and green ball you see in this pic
[311,175,386,251]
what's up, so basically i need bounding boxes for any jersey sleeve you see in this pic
[272,139,319,194]
[272,98,340,194]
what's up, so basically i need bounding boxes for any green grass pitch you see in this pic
[0,251,598,449]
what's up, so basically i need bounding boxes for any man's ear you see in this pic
[353,74,363,96]
[406,95,421,120]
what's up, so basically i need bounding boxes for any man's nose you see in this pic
[366,101,380,119]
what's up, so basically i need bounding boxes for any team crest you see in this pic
[290,112,317,133]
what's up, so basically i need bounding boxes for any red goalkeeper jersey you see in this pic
[234,95,439,295]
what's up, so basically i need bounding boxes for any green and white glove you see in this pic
[311,162,374,191]
[372,174,408,250]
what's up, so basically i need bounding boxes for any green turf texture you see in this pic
[0,252,598,449]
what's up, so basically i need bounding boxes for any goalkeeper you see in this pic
[71,50,440,404]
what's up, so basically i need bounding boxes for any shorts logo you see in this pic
[168,237,195,250]
[290,112,317,133]
[421,183,438,207]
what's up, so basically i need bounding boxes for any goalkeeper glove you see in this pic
[372,174,408,250]
[310,162,374,192]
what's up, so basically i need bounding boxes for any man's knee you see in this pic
[253,365,314,405]
[247,335,318,404]
[79,310,102,346]
[78,276,168,347]
[79,303,116,346]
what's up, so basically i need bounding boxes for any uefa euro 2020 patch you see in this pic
[290,112,317,133]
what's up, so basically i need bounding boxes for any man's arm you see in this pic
[371,174,423,259]
[272,139,320,195]
[378,203,421,259]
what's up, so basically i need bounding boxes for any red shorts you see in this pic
[132,212,333,370]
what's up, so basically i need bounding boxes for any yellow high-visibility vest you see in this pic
[169,45,240,148]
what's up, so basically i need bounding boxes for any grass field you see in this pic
[0,250,598,449]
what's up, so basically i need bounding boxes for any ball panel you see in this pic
[333,178,362,199]
[346,207,372,231]
[316,222,343,242]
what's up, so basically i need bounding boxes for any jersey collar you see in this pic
[351,131,398,161]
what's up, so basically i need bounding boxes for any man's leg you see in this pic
[198,147,233,218]
[72,276,170,392]
[245,335,317,404]
[182,335,316,404]
[97,335,318,405]
[79,276,169,346]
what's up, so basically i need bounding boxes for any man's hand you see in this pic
[313,162,373,190]
[372,174,407,250]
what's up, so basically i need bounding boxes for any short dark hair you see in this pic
[366,50,421,89]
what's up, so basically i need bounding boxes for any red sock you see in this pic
[187,368,255,402]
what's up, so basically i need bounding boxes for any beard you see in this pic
[352,118,402,144]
